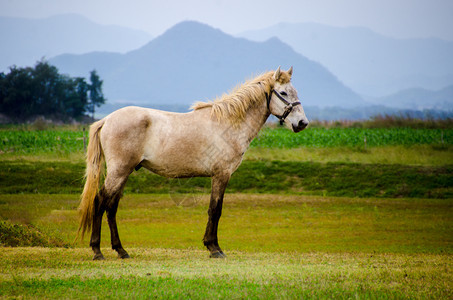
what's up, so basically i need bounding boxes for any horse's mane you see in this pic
[191,70,291,125]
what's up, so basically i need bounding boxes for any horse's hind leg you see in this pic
[90,191,106,260]
[90,167,131,260]
[106,192,130,258]
[104,167,131,259]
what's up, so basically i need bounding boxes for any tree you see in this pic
[62,77,89,118]
[88,70,106,119]
[31,61,61,115]
[0,60,103,122]
[0,66,34,119]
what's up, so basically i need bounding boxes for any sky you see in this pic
[1,0,453,40]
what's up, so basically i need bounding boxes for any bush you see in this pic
[0,220,69,247]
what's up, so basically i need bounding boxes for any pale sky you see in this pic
[1,0,453,40]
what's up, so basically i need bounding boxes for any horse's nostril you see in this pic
[298,120,308,129]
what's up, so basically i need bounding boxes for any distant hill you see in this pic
[239,23,453,97]
[374,85,453,110]
[0,14,152,71]
[50,21,365,109]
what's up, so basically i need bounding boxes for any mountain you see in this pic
[239,23,453,97]
[374,85,453,110]
[50,21,364,109]
[0,14,152,71]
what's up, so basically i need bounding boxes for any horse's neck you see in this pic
[235,99,270,148]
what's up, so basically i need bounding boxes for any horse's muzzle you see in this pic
[292,120,309,132]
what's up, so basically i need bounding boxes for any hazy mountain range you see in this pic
[49,21,364,108]
[0,14,151,71]
[1,14,452,117]
[240,22,453,98]
[376,85,453,110]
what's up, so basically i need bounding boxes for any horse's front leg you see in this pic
[203,173,230,258]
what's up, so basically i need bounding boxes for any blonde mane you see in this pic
[191,70,291,124]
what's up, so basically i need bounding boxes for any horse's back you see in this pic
[99,106,211,176]
[98,105,242,178]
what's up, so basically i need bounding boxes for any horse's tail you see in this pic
[77,119,105,241]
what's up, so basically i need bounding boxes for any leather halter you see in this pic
[266,90,301,125]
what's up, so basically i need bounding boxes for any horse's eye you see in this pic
[280,91,288,96]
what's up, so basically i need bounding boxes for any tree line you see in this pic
[0,61,105,122]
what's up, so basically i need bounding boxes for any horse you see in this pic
[77,67,309,260]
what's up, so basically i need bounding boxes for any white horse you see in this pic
[77,67,309,259]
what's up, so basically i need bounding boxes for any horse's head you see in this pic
[268,67,309,133]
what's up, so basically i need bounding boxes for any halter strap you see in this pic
[266,90,301,125]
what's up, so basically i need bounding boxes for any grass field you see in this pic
[1,248,451,299]
[1,159,451,198]
[1,125,452,298]
[1,126,452,154]
[1,194,452,298]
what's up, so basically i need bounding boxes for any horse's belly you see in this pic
[140,158,210,178]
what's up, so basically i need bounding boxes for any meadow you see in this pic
[0,123,452,298]
[1,125,451,153]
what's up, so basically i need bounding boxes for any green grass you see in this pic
[1,127,451,155]
[245,145,453,166]
[1,160,451,198]
[0,194,452,298]
[1,248,451,299]
[3,144,452,167]
[252,127,452,148]
[0,127,86,155]
[0,194,451,254]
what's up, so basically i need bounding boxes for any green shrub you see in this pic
[0,220,69,247]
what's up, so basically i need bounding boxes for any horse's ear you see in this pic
[273,66,281,81]
[288,66,293,77]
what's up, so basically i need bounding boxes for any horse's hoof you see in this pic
[210,251,226,258]
[118,253,131,259]
[117,249,130,259]
[93,253,105,260]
